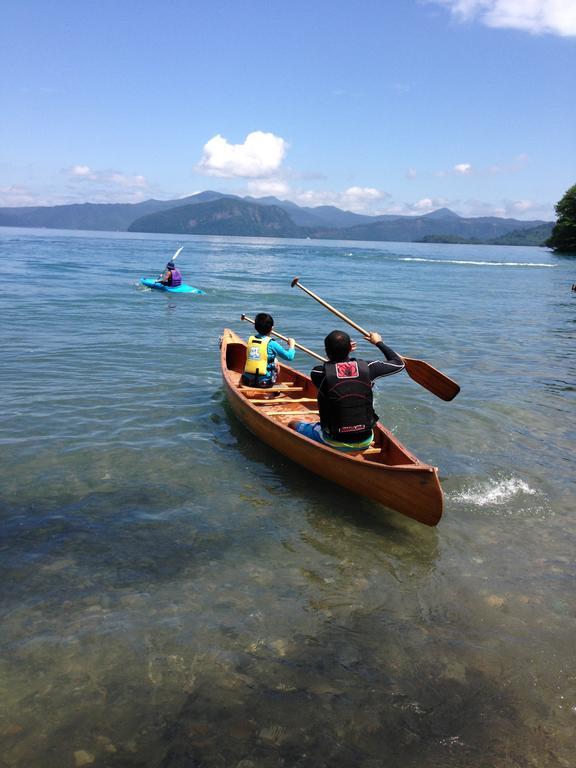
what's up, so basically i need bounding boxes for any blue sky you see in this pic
[1,0,575,219]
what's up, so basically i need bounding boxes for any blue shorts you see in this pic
[293,422,373,453]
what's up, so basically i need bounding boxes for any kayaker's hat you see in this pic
[167,261,175,268]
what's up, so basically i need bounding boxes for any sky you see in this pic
[1,0,575,220]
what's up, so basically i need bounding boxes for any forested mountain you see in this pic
[489,223,553,246]
[0,191,552,245]
[313,211,550,243]
[128,197,304,238]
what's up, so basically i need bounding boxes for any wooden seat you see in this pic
[239,385,305,393]
[251,397,317,406]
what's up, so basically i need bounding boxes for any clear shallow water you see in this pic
[0,228,575,767]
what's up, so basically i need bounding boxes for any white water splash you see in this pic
[451,477,538,507]
[398,257,555,267]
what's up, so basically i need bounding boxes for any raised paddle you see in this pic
[290,277,460,401]
[156,246,184,281]
[240,314,327,363]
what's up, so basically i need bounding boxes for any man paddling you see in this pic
[289,329,404,452]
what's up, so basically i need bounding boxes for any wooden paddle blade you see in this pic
[403,357,460,401]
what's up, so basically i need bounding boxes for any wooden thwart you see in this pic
[239,385,305,393]
[251,397,317,406]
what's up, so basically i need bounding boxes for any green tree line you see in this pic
[547,184,576,253]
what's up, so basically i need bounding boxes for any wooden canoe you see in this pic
[220,329,443,526]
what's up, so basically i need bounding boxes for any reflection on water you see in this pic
[1,230,575,767]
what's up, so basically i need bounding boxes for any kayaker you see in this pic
[158,261,183,287]
[289,329,404,452]
[242,313,296,388]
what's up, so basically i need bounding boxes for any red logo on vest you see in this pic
[335,361,359,378]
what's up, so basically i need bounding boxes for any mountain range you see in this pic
[0,191,553,245]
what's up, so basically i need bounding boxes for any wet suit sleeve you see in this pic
[366,342,405,382]
[310,365,325,389]
[268,339,296,362]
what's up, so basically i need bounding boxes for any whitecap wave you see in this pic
[398,257,555,268]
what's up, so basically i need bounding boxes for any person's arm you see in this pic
[269,338,296,362]
[365,332,405,380]
[310,365,324,389]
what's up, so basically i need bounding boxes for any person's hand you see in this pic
[366,332,382,345]
[288,337,296,349]
[350,340,357,352]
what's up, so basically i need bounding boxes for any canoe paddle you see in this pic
[290,278,460,401]
[240,314,327,363]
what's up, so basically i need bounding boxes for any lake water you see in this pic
[0,228,575,767]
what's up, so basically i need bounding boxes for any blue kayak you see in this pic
[140,278,206,295]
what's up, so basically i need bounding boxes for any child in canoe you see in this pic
[242,313,296,388]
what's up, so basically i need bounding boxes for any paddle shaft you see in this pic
[157,246,183,280]
[291,278,460,401]
[292,280,370,337]
[240,314,326,363]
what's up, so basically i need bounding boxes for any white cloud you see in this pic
[414,198,437,211]
[286,186,389,214]
[394,197,450,214]
[197,131,289,178]
[437,156,526,177]
[70,164,93,177]
[343,186,384,208]
[432,0,576,37]
[444,196,553,218]
[64,165,151,200]
[108,173,148,189]
[508,199,538,213]
[406,168,418,180]
[0,185,40,206]
[247,179,291,197]
[375,195,552,219]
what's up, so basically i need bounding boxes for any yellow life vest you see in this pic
[244,335,270,376]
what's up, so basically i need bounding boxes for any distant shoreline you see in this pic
[0,192,553,247]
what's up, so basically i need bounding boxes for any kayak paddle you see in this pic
[156,246,184,281]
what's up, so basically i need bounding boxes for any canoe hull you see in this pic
[221,329,443,526]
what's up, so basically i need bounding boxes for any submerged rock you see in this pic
[73,750,95,767]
